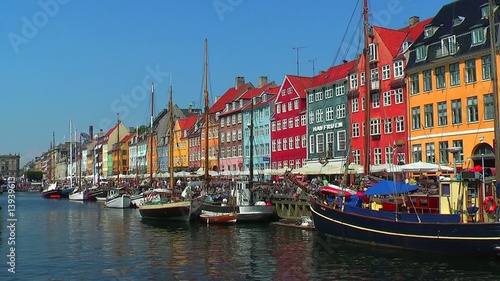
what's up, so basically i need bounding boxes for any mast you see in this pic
[168,84,175,189]
[135,126,139,188]
[362,0,371,175]
[249,93,254,205]
[117,113,120,184]
[150,81,154,188]
[69,119,73,188]
[489,0,500,186]
[204,38,210,185]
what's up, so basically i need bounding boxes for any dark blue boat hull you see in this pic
[310,198,500,257]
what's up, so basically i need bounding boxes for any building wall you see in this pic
[219,106,244,174]
[0,154,21,178]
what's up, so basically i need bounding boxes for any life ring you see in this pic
[484,196,497,214]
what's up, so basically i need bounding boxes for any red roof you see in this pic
[178,115,199,138]
[237,82,274,100]
[309,60,357,89]
[400,17,433,42]
[373,26,408,58]
[209,82,253,114]
[105,123,118,137]
[285,75,313,98]
[121,133,134,144]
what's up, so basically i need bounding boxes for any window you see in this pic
[394,60,403,78]
[441,35,457,56]
[316,109,324,122]
[370,118,380,135]
[220,133,225,143]
[294,99,299,109]
[384,118,392,134]
[449,63,460,86]
[326,107,334,121]
[472,27,485,46]
[435,66,445,89]
[372,93,380,108]
[410,73,420,95]
[437,101,448,126]
[424,104,434,128]
[439,141,448,164]
[221,118,225,127]
[337,130,346,151]
[237,113,242,124]
[283,138,287,150]
[382,64,391,80]
[237,129,242,140]
[316,134,324,153]
[232,115,236,125]
[385,147,394,164]
[271,121,275,132]
[295,136,300,149]
[336,104,346,119]
[282,103,286,113]
[282,119,287,130]
[226,132,231,142]
[309,111,314,124]
[416,45,427,61]
[335,84,345,96]
[394,88,403,104]
[238,145,242,157]
[383,91,391,106]
[423,69,432,92]
[309,135,315,154]
[412,144,422,162]
[352,149,360,165]
[481,4,490,19]
[308,94,314,103]
[374,147,382,165]
[451,99,462,124]
[484,94,494,120]
[288,101,292,111]
[424,26,436,37]
[465,59,476,83]
[452,140,463,163]
[294,116,299,127]
[467,96,478,123]
[277,139,281,151]
[352,98,359,112]
[396,116,405,132]
[352,123,360,137]
[482,55,492,80]
[277,120,281,130]
[302,135,307,148]
[325,86,334,98]
[412,106,421,130]
[369,43,378,62]
[360,71,365,85]
[287,87,293,94]
[350,73,358,90]
[426,142,435,163]
[315,91,323,101]
[326,132,334,153]
[301,115,306,126]
[272,140,276,152]
[288,118,293,128]
[276,104,281,114]
[232,130,236,141]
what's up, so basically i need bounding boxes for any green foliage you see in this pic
[25,170,43,181]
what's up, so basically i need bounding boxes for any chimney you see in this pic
[318,70,326,75]
[188,103,193,113]
[409,16,420,27]
[235,76,245,90]
[99,129,103,138]
[89,125,94,140]
[258,76,268,87]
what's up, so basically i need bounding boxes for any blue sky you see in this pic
[0,0,450,166]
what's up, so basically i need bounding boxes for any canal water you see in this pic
[1,192,500,280]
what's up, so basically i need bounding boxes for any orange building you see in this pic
[405,1,496,173]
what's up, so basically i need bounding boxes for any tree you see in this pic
[25,170,43,181]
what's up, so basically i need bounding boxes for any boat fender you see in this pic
[484,196,497,214]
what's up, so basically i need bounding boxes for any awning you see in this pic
[364,180,418,196]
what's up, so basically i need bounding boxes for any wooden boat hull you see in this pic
[200,211,237,224]
[200,202,276,222]
[41,189,62,199]
[310,197,500,257]
[139,199,202,222]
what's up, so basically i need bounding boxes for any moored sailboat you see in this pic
[310,0,500,257]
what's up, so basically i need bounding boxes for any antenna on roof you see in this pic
[292,46,307,76]
[308,58,318,76]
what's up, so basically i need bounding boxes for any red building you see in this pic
[348,17,431,169]
[271,75,312,170]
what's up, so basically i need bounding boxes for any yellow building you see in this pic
[201,118,219,171]
[405,2,496,173]
[111,133,134,175]
[173,115,198,170]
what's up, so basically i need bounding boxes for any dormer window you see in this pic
[369,43,378,62]
[400,41,410,53]
[262,94,267,102]
[441,35,457,56]
[481,4,490,19]
[239,99,243,107]
[232,101,236,110]
[424,25,437,38]
[225,104,230,111]
[452,16,465,27]
[415,45,427,62]
[471,27,485,46]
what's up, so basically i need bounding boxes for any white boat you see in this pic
[69,187,89,201]
[130,193,145,208]
[104,189,131,208]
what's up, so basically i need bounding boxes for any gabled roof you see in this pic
[178,115,199,138]
[105,123,118,137]
[280,75,313,100]
[209,82,253,114]
[237,82,274,100]
[373,26,408,58]
[309,60,357,89]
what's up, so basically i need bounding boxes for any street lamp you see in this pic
[447,146,462,179]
